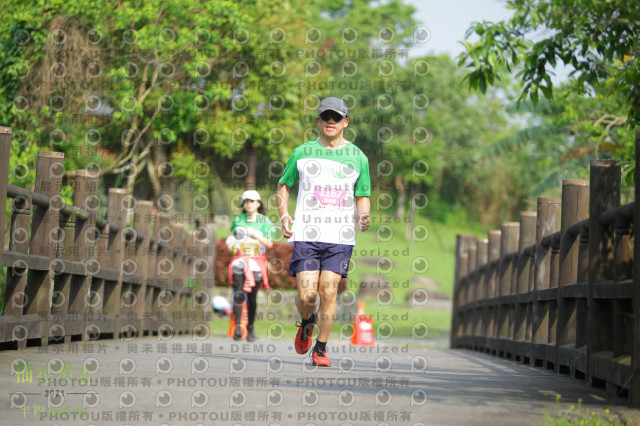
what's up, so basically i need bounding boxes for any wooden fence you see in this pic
[452,149,640,407]
[0,127,215,350]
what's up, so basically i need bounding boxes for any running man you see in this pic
[276,96,371,366]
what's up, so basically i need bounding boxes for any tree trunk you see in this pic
[211,163,230,216]
[405,185,417,244]
[148,137,166,198]
[246,142,257,190]
[395,174,406,219]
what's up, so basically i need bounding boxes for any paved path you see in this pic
[1,335,638,425]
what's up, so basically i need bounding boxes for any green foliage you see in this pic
[543,397,632,425]
[458,0,637,207]
[0,0,572,232]
[483,87,635,200]
[459,0,640,126]
[0,0,252,198]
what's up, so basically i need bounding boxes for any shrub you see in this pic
[214,239,347,292]
[215,239,296,289]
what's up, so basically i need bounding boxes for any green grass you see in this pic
[351,298,452,338]
[542,397,636,425]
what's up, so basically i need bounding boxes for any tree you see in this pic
[459,0,640,126]
[458,0,638,194]
[203,0,308,192]
[0,0,251,203]
[1,0,548,228]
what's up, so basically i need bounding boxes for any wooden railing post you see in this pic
[457,252,468,342]
[485,230,501,351]
[498,223,519,349]
[72,170,99,342]
[155,213,173,336]
[499,223,520,297]
[132,201,153,336]
[5,196,31,320]
[104,188,128,338]
[475,239,488,341]
[145,210,158,335]
[451,234,476,348]
[559,180,589,287]
[612,199,634,364]
[187,227,211,339]
[171,222,185,333]
[50,191,75,343]
[185,231,196,324]
[120,204,138,337]
[201,222,216,319]
[0,127,10,278]
[92,215,109,320]
[466,238,477,306]
[516,212,537,295]
[487,230,501,300]
[25,151,64,346]
[182,230,193,334]
[632,130,640,408]
[464,237,477,338]
[556,180,589,376]
[514,212,536,363]
[532,197,560,367]
[534,198,561,292]
[476,239,488,302]
[190,226,210,337]
[587,160,620,386]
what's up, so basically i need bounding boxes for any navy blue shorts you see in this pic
[289,242,354,278]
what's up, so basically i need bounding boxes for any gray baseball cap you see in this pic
[318,97,348,117]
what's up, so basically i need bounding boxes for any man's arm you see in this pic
[356,196,370,231]
[276,183,294,238]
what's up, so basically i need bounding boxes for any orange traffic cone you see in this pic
[351,301,374,346]
[228,301,248,339]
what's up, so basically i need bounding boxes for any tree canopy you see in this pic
[459,0,639,124]
[1,0,566,227]
[458,0,637,195]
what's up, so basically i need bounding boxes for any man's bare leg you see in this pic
[316,270,342,342]
[295,270,319,320]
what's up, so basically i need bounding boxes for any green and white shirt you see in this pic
[279,139,370,245]
[227,213,275,271]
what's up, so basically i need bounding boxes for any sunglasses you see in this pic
[319,111,345,122]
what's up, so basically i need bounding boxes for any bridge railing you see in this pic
[452,157,638,406]
[0,127,215,350]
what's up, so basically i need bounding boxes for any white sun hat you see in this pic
[241,190,261,202]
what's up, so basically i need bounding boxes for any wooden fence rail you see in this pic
[0,127,215,350]
[452,155,639,407]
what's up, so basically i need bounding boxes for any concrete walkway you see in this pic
[1,335,638,425]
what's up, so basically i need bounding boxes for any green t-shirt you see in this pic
[230,213,275,256]
[279,139,371,245]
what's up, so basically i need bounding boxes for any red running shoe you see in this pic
[294,312,316,354]
[311,346,331,367]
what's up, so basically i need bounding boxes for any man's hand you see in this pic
[359,213,370,231]
[281,215,294,238]
[277,183,293,239]
[356,196,371,232]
